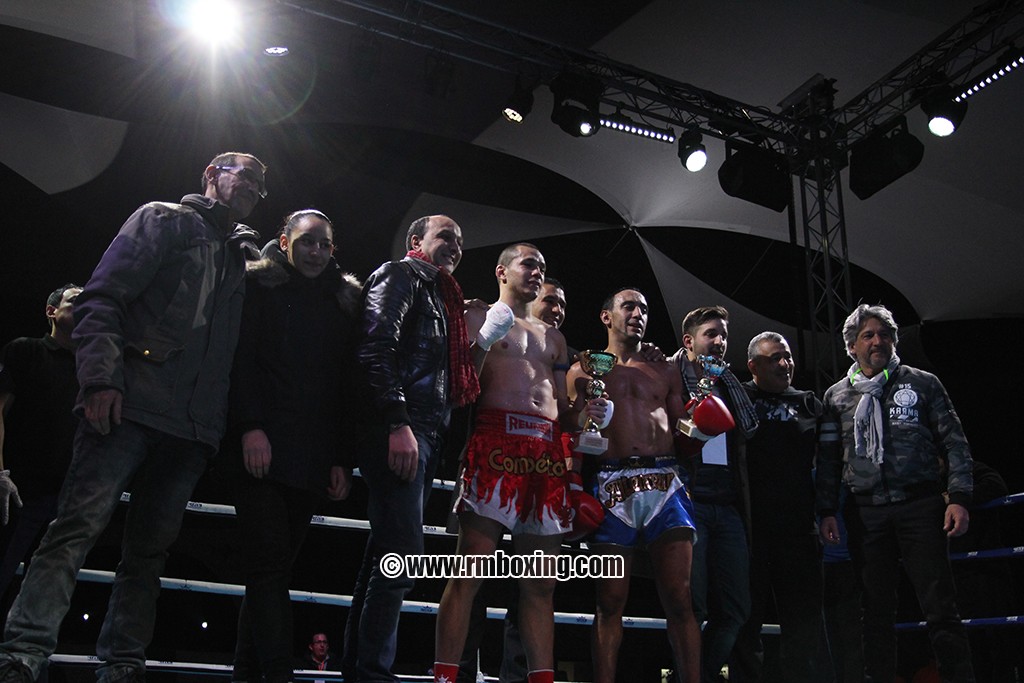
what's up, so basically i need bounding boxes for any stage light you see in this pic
[549,72,603,138]
[599,113,675,143]
[502,78,534,123]
[185,0,239,43]
[677,130,707,172]
[717,141,790,211]
[920,86,967,137]
[848,116,924,200]
[264,46,289,57]
[552,105,599,136]
[956,45,1023,102]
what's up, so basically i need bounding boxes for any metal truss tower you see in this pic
[282,0,1024,385]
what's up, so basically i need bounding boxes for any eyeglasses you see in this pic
[216,165,267,198]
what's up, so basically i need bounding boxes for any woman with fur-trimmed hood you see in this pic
[226,209,363,683]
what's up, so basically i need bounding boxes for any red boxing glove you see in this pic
[692,395,736,437]
[566,490,605,541]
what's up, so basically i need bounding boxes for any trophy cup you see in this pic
[677,354,736,440]
[574,350,618,455]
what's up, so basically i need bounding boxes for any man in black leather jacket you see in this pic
[347,214,470,683]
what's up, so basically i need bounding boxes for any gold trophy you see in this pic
[574,350,618,455]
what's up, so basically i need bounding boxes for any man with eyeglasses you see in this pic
[0,152,265,683]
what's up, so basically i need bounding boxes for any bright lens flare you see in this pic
[186,0,239,43]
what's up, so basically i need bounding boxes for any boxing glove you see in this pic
[566,489,605,542]
[692,394,736,436]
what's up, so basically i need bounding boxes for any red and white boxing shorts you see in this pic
[458,409,571,536]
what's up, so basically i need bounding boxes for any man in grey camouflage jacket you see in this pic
[816,304,974,683]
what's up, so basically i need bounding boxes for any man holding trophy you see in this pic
[668,306,759,683]
[434,243,595,683]
[567,287,700,683]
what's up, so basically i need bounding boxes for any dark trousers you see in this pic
[846,494,974,683]
[0,492,59,616]
[730,530,828,683]
[823,560,863,683]
[232,477,318,683]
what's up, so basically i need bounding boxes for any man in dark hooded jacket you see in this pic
[0,152,265,683]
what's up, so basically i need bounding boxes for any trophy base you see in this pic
[676,418,711,442]
[574,432,608,455]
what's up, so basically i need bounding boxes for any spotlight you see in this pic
[677,130,707,172]
[599,113,675,143]
[848,116,924,200]
[264,46,289,57]
[956,45,1024,102]
[549,72,603,138]
[185,0,239,43]
[717,141,790,211]
[920,86,967,137]
[502,78,534,124]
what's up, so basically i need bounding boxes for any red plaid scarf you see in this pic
[406,250,480,407]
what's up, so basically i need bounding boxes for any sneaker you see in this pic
[0,660,34,683]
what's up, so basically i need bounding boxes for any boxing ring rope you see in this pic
[115,485,1024,631]
[38,485,1023,678]
[48,654,422,681]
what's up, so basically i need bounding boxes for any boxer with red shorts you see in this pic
[459,409,571,536]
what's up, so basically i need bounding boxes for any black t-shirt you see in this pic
[744,382,820,534]
[0,335,79,498]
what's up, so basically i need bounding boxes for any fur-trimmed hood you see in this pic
[247,241,363,318]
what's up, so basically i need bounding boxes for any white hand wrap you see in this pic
[579,399,614,430]
[0,469,22,525]
[475,301,514,351]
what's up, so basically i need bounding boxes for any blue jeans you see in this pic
[690,501,751,683]
[350,430,440,682]
[0,419,209,682]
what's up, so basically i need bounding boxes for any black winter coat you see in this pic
[226,244,362,493]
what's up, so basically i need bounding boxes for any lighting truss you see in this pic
[273,0,1024,385]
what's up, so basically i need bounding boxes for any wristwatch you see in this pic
[388,421,410,433]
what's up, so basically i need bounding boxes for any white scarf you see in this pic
[847,354,900,465]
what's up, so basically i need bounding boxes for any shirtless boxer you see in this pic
[433,244,574,683]
[568,287,701,683]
